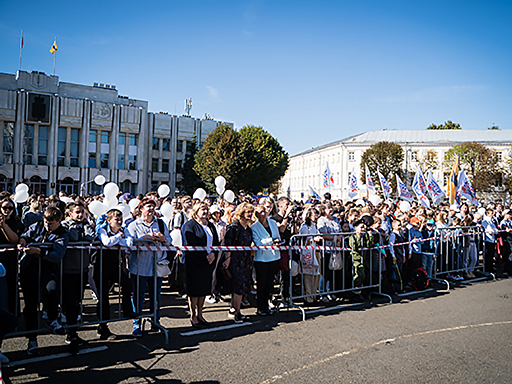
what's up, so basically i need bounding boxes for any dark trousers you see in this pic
[62,272,87,337]
[93,256,133,323]
[404,252,422,283]
[254,260,278,312]
[485,242,496,272]
[19,265,59,341]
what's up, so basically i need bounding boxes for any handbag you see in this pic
[156,260,171,277]
[328,252,343,271]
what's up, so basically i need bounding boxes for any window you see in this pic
[152,159,159,172]
[121,180,136,196]
[58,177,79,195]
[152,138,159,150]
[411,151,418,161]
[119,133,125,145]
[128,155,136,170]
[23,125,34,165]
[3,122,14,164]
[497,152,503,161]
[57,127,66,166]
[100,153,109,168]
[118,154,125,170]
[177,140,184,152]
[186,141,194,153]
[38,126,48,165]
[89,153,96,168]
[89,130,97,168]
[348,152,355,161]
[70,129,79,167]
[101,131,109,144]
[176,160,183,173]
[162,159,170,173]
[162,139,170,151]
[129,134,137,146]
[30,176,47,195]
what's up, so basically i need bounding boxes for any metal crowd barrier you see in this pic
[433,226,489,281]
[287,232,392,320]
[3,240,169,344]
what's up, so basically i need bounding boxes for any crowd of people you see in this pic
[1,188,512,364]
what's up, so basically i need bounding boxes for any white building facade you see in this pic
[280,130,512,203]
[0,70,232,196]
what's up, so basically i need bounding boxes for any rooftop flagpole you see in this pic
[18,29,23,71]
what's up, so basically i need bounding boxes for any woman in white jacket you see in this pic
[251,204,282,316]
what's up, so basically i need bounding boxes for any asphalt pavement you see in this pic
[2,277,511,383]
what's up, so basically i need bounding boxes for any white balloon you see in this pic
[103,182,119,199]
[14,191,29,203]
[369,194,382,206]
[158,184,170,198]
[15,183,29,193]
[193,188,207,201]
[60,196,74,204]
[94,174,106,185]
[216,185,225,196]
[224,190,235,203]
[104,197,119,209]
[113,203,131,220]
[160,202,174,219]
[170,229,182,246]
[477,207,486,217]
[88,200,107,216]
[214,176,226,189]
[355,199,365,207]
[399,201,411,213]
[128,198,140,212]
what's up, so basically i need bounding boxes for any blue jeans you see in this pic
[130,274,163,327]
[421,253,434,278]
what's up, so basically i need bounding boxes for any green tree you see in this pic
[488,125,500,130]
[427,120,462,130]
[360,141,404,198]
[443,142,500,191]
[237,125,289,193]
[180,133,205,195]
[193,124,288,194]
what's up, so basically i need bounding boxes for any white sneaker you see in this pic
[205,295,217,304]
[228,308,236,318]
[0,351,9,364]
[47,319,66,335]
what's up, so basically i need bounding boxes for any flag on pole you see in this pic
[19,29,24,71]
[377,169,392,200]
[365,164,376,196]
[322,162,335,190]
[396,174,414,202]
[50,39,58,54]
[348,168,359,199]
[447,155,459,205]
[457,169,479,206]
[426,170,446,205]
[412,165,430,208]
[308,185,321,200]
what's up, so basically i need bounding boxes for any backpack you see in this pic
[409,267,429,291]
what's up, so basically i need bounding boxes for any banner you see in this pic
[447,155,459,205]
[396,174,414,202]
[365,164,376,196]
[412,165,430,208]
[457,169,479,206]
[322,162,334,190]
[377,169,392,200]
[348,168,359,199]
[426,170,446,204]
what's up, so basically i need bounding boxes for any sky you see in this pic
[1,0,511,156]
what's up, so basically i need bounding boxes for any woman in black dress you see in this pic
[182,201,219,327]
[222,202,254,323]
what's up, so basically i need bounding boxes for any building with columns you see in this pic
[0,70,232,196]
[279,129,512,203]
